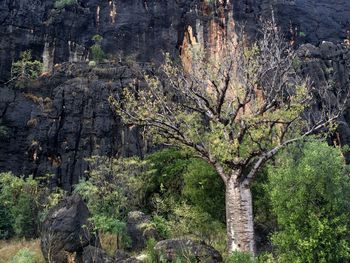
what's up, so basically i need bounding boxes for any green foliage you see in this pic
[145,238,158,263]
[0,172,64,239]
[0,204,13,239]
[74,157,147,248]
[136,148,227,250]
[268,142,350,263]
[9,248,36,263]
[226,252,257,263]
[182,159,225,222]
[0,172,39,238]
[145,215,170,239]
[54,0,77,9]
[11,50,42,88]
[90,35,105,63]
[75,156,145,219]
[92,34,103,43]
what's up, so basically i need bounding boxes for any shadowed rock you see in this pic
[41,194,99,263]
[154,239,223,263]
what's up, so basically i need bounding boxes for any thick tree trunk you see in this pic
[225,174,256,254]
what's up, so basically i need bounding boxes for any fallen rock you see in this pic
[41,194,99,263]
[114,249,131,261]
[82,246,115,263]
[154,239,223,263]
[127,211,159,251]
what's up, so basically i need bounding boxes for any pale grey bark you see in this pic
[225,172,256,255]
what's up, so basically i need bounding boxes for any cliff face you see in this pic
[1,0,350,189]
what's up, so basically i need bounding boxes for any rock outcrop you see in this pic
[41,194,99,263]
[1,1,350,188]
[154,239,223,263]
[0,62,144,190]
[82,246,115,263]
[127,211,159,252]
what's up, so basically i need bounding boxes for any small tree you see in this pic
[111,21,349,254]
[11,50,43,88]
[90,35,106,63]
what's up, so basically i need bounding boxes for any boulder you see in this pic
[41,194,99,263]
[114,249,131,261]
[154,239,223,263]
[82,246,115,263]
[127,211,159,251]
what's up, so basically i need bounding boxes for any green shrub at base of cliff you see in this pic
[268,142,350,262]
[0,173,39,239]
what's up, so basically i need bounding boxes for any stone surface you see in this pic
[127,211,159,251]
[154,239,223,263]
[82,245,115,263]
[0,62,144,191]
[41,194,99,263]
[2,1,350,189]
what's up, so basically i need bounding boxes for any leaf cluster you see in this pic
[268,142,350,262]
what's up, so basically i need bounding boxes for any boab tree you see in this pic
[111,21,349,254]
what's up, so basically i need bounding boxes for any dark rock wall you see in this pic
[1,0,350,189]
[0,63,145,190]
[234,0,350,45]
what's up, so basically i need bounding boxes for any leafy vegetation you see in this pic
[11,50,42,88]
[90,34,106,63]
[0,173,66,240]
[112,19,348,254]
[0,173,39,238]
[268,142,350,262]
[0,239,45,263]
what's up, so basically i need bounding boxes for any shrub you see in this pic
[74,157,145,248]
[182,158,225,222]
[0,173,39,238]
[0,204,13,239]
[268,142,350,262]
[9,248,36,263]
[145,238,158,263]
[90,35,105,63]
[11,50,42,88]
[226,251,257,263]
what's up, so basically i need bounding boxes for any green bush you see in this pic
[0,204,13,239]
[225,252,257,263]
[11,50,42,88]
[90,35,105,63]
[268,142,350,263]
[74,156,146,248]
[0,173,39,238]
[134,148,227,250]
[0,172,65,239]
[9,248,36,263]
[183,158,225,222]
[54,0,77,9]
[145,238,158,263]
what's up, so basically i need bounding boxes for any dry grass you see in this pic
[0,239,45,263]
[100,233,119,257]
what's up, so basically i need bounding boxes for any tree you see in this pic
[111,21,349,254]
[11,50,42,88]
[90,35,106,63]
[268,142,350,262]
